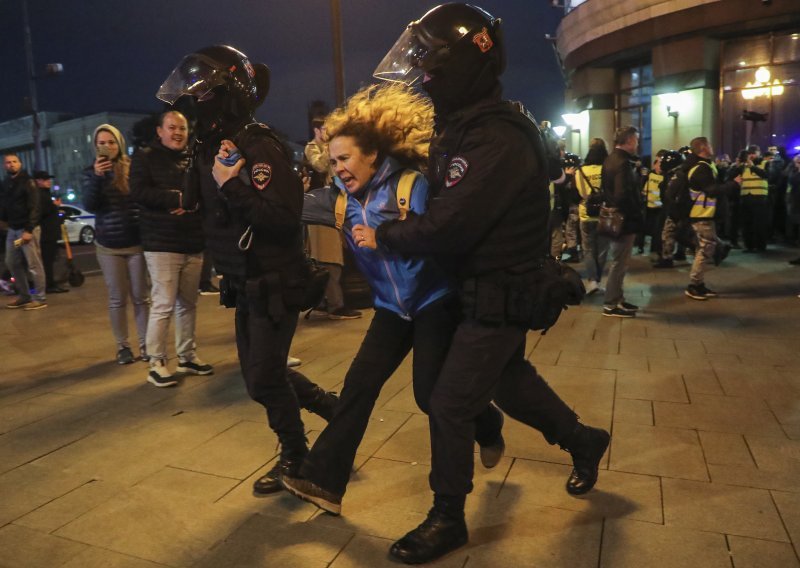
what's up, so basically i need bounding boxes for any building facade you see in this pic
[556,0,800,160]
[1,111,147,202]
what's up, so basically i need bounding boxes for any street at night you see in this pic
[1,248,799,567]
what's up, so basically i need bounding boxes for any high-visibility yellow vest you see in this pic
[574,164,602,221]
[688,161,718,219]
[740,166,769,197]
[644,172,663,208]
[549,181,555,212]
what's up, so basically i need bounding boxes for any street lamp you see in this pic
[22,0,64,170]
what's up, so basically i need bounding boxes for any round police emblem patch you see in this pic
[445,156,469,188]
[252,163,272,191]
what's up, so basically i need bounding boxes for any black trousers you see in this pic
[740,196,770,251]
[234,285,314,455]
[635,207,663,253]
[429,319,577,497]
[40,239,58,288]
[301,298,502,497]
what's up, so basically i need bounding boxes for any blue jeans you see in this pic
[5,227,46,302]
[144,252,203,363]
[603,233,635,307]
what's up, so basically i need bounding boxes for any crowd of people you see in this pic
[2,2,799,565]
[549,133,800,308]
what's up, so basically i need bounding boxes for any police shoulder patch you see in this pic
[445,156,469,188]
[252,163,272,191]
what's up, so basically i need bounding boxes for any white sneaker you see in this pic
[147,360,178,387]
[287,356,302,368]
[585,280,600,296]
[177,356,214,375]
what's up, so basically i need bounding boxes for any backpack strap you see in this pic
[334,190,347,230]
[577,166,598,194]
[396,169,418,221]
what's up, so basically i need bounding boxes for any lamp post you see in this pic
[22,0,63,170]
[330,0,346,105]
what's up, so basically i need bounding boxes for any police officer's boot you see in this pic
[253,435,308,497]
[390,494,468,564]
[303,386,339,422]
[560,423,610,496]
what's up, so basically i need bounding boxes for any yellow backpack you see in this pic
[334,169,419,230]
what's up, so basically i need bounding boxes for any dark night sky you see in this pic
[0,1,565,142]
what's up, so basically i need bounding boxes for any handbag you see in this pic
[597,204,625,238]
[578,167,604,217]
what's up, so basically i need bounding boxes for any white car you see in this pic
[58,205,96,245]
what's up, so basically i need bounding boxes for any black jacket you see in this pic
[2,171,40,232]
[376,97,550,280]
[39,186,61,242]
[130,140,204,254]
[685,154,739,219]
[601,148,644,235]
[188,122,306,280]
[82,165,141,249]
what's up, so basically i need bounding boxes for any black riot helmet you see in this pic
[374,3,505,113]
[156,45,270,136]
[659,150,684,174]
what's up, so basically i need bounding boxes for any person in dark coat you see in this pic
[32,170,68,294]
[82,123,149,365]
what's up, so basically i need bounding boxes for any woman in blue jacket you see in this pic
[280,84,503,514]
[82,124,149,365]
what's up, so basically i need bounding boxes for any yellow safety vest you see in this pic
[549,181,555,212]
[574,164,602,221]
[644,172,663,209]
[688,161,718,219]
[740,166,768,197]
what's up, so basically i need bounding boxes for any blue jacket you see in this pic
[302,157,452,319]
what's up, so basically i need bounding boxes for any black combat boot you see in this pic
[303,387,339,422]
[253,436,308,496]
[561,423,610,496]
[390,494,468,564]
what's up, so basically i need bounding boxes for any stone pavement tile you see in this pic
[539,333,620,355]
[558,350,648,371]
[341,408,415,457]
[53,485,249,566]
[772,491,800,553]
[0,392,87,434]
[662,478,788,541]
[673,339,708,358]
[330,534,463,568]
[15,479,122,533]
[133,466,240,502]
[193,513,351,568]
[727,535,800,568]
[169,420,279,479]
[0,486,53,527]
[698,431,754,466]
[620,337,677,358]
[503,458,662,523]
[529,347,560,367]
[708,463,800,493]
[380,383,419,414]
[645,322,728,342]
[600,518,731,568]
[372,413,430,465]
[655,394,785,437]
[620,319,648,339]
[61,547,168,568]
[0,524,88,568]
[682,369,724,396]
[462,500,603,568]
[502,412,572,465]
[0,418,91,476]
[616,369,688,403]
[745,434,800,471]
[610,422,708,481]
[613,398,653,426]
[648,356,714,372]
[712,364,799,402]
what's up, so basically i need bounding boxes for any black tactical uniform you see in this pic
[371,4,610,564]
[157,45,336,495]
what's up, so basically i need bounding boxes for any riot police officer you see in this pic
[156,45,336,496]
[355,5,610,563]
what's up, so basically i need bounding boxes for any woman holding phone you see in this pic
[82,124,150,365]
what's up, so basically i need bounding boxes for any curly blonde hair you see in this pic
[323,83,433,168]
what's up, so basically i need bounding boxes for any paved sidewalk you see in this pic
[1,247,799,567]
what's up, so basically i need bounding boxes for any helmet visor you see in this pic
[373,26,429,85]
[156,54,229,105]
